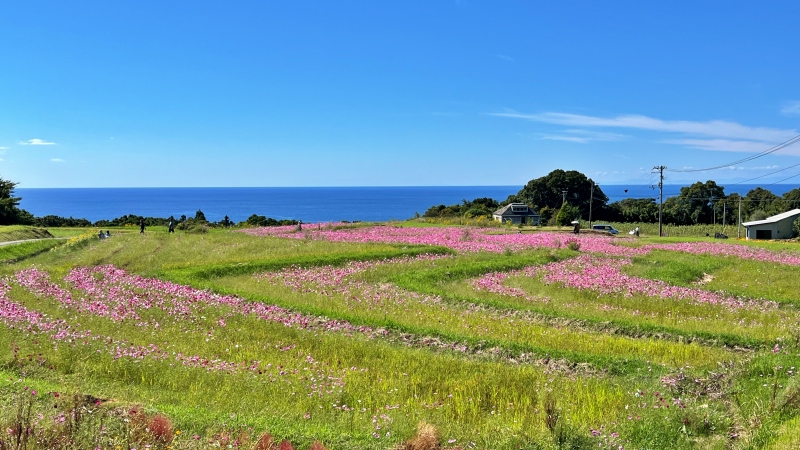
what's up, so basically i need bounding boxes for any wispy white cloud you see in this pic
[661,138,794,154]
[496,54,514,62]
[50,158,65,163]
[491,111,797,143]
[538,128,627,144]
[0,147,7,150]
[20,138,56,146]
[782,101,800,116]
[747,165,780,170]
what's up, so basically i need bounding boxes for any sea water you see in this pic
[15,184,797,224]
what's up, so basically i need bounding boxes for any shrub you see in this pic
[401,421,440,450]
[566,239,581,251]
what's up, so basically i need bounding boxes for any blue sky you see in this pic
[3,1,800,188]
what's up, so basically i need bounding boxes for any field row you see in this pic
[2,227,799,449]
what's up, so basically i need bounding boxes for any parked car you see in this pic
[592,224,619,235]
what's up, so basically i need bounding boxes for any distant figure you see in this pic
[98,230,105,239]
[105,230,111,238]
[572,223,580,234]
[139,218,145,234]
[634,226,640,237]
[168,220,175,233]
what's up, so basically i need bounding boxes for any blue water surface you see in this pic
[15,186,520,223]
[15,184,797,224]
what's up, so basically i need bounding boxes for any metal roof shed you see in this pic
[741,209,800,240]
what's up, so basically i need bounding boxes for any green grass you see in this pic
[0,239,61,262]
[1,228,799,449]
[0,225,53,242]
[386,253,790,347]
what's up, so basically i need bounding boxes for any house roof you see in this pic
[493,203,539,216]
[742,208,800,227]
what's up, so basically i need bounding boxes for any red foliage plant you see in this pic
[253,432,275,450]
[278,439,295,450]
[148,414,174,444]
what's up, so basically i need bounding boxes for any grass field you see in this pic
[0,225,54,242]
[0,224,798,449]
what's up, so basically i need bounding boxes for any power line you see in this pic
[725,163,800,187]
[762,172,800,187]
[666,134,800,173]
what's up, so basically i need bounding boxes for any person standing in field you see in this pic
[139,218,145,234]
[168,218,175,233]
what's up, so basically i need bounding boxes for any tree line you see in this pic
[423,169,800,226]
[0,177,300,228]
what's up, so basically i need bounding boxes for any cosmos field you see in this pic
[1,223,799,449]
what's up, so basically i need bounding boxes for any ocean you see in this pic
[15,184,798,224]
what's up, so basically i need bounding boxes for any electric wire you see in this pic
[665,134,800,173]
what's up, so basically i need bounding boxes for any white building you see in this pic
[741,209,800,240]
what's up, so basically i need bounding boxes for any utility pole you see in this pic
[723,201,726,229]
[589,183,595,228]
[738,196,742,239]
[711,197,716,226]
[653,165,666,237]
[562,189,567,205]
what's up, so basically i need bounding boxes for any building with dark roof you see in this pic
[492,203,540,225]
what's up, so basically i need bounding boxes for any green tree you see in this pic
[718,193,742,226]
[194,210,207,222]
[422,197,500,218]
[671,181,726,224]
[781,188,800,211]
[0,178,33,225]
[744,187,780,218]
[515,169,608,219]
[538,206,556,226]
[555,203,580,226]
[662,196,693,225]
[605,198,658,223]
[748,209,768,221]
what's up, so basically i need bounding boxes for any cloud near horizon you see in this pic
[20,138,56,145]
[492,111,799,154]
[660,138,800,156]
[50,158,65,163]
[493,111,797,142]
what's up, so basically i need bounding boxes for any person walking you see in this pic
[139,218,145,234]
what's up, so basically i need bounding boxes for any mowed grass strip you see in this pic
[395,252,793,347]
[1,287,631,450]
[498,274,793,344]
[0,225,54,242]
[209,256,733,371]
[0,239,61,263]
[3,229,799,449]
[19,228,451,278]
